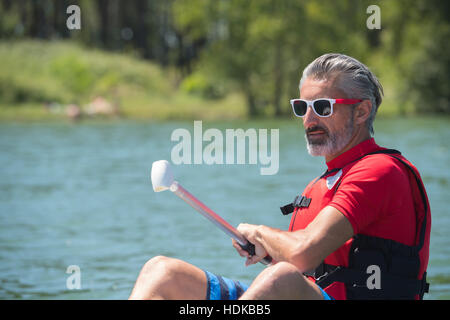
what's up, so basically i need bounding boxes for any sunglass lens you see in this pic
[313,100,332,116]
[292,100,307,116]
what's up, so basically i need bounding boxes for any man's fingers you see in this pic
[231,239,249,258]
[245,254,262,266]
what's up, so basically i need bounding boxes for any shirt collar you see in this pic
[326,138,382,171]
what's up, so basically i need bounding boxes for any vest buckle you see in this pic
[294,195,311,208]
[280,195,312,216]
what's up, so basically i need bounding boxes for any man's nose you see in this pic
[302,104,319,128]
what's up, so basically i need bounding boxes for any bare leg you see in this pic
[129,256,208,300]
[239,261,325,300]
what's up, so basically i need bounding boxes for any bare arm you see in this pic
[234,205,354,272]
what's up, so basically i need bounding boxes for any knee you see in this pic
[131,256,182,299]
[140,255,180,278]
[258,261,305,289]
[241,261,309,299]
[265,261,301,279]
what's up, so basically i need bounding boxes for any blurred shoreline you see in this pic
[1,39,447,123]
[0,40,247,122]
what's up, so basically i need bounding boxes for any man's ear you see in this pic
[354,100,372,125]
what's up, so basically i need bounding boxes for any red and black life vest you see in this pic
[280,149,430,299]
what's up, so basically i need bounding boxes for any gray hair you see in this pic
[299,53,383,135]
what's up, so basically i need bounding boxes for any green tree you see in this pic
[172,0,374,117]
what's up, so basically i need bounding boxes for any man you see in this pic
[129,53,431,300]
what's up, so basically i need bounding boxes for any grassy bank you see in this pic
[0,40,415,122]
[0,40,247,122]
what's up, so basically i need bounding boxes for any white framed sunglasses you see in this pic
[290,98,363,118]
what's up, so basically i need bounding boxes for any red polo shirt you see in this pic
[328,138,416,245]
[290,138,425,299]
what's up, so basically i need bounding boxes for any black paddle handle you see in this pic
[239,241,273,265]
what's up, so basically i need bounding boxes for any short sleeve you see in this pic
[328,156,410,235]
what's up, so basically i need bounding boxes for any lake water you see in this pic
[0,117,449,299]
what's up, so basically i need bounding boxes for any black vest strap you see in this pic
[310,263,429,300]
[280,203,295,216]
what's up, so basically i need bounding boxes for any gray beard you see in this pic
[305,118,355,157]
